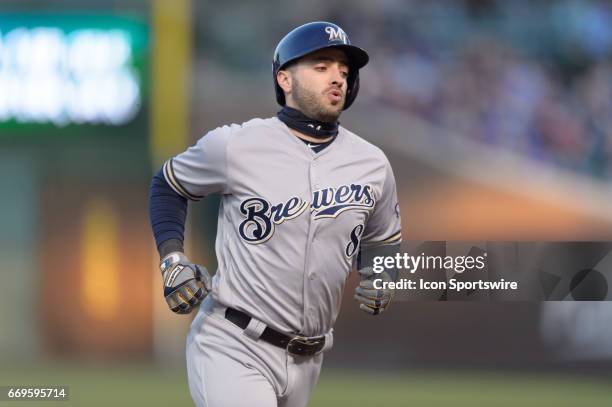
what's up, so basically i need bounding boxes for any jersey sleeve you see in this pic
[162,126,232,200]
[361,158,402,247]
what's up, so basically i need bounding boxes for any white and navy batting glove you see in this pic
[160,252,212,314]
[354,266,394,315]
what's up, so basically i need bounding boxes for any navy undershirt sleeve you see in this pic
[149,167,188,255]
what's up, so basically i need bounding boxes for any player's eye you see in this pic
[340,71,349,78]
[315,65,327,72]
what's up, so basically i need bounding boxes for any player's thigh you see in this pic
[278,353,323,407]
[187,349,277,407]
[186,313,277,407]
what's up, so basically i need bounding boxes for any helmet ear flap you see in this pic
[343,71,360,110]
[272,60,285,106]
[274,81,286,106]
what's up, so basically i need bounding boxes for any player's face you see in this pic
[285,48,349,122]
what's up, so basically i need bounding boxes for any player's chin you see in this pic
[325,99,344,114]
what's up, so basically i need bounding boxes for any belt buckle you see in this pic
[287,335,325,356]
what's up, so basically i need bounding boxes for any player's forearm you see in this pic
[149,167,188,258]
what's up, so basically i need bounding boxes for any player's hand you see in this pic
[160,252,212,314]
[354,266,394,315]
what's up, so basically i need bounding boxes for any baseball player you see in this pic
[148,21,402,407]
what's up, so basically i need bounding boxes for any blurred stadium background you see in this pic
[0,0,611,405]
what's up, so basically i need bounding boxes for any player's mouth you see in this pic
[326,89,343,103]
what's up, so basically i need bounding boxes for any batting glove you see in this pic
[354,266,394,315]
[160,252,212,314]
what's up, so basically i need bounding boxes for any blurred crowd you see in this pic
[198,0,612,179]
[341,0,612,179]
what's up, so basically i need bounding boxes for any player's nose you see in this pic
[329,64,346,89]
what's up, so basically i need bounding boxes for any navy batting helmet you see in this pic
[273,21,369,110]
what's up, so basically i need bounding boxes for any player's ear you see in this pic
[276,69,292,95]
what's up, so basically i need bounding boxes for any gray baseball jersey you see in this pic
[163,117,401,337]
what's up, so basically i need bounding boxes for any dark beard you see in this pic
[292,78,342,122]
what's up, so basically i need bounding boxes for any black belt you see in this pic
[224,307,325,356]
